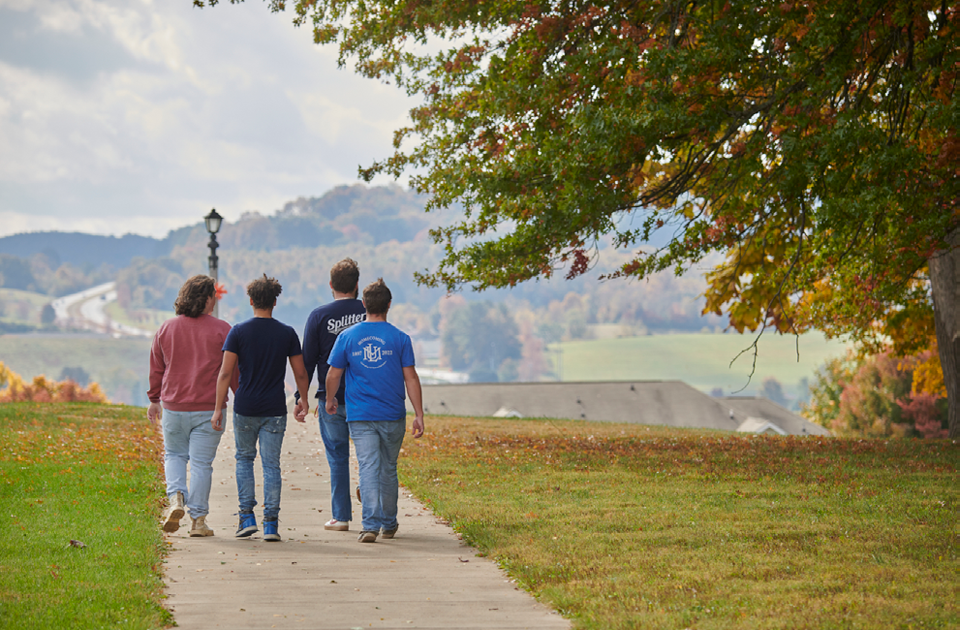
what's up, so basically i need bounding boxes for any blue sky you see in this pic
[0,0,414,238]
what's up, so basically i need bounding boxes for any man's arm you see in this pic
[147,332,165,424]
[325,367,344,415]
[211,351,238,432]
[289,354,310,423]
[298,313,319,403]
[403,365,425,438]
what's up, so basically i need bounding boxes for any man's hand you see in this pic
[411,415,425,439]
[325,397,338,415]
[211,409,225,432]
[294,398,308,423]
[147,402,162,423]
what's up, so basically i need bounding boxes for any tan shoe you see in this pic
[162,492,185,533]
[189,515,214,537]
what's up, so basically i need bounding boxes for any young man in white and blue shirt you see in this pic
[325,278,425,543]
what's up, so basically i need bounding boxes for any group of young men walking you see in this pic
[147,259,424,543]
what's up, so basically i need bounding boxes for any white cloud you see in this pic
[0,0,418,238]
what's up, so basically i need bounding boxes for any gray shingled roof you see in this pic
[411,381,831,436]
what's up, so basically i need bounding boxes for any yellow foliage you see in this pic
[912,341,946,398]
[0,361,110,403]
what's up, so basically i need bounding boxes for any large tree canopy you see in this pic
[204,0,957,433]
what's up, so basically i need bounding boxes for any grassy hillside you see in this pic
[0,335,151,406]
[551,331,850,400]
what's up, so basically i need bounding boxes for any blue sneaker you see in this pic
[236,512,258,538]
[263,520,280,542]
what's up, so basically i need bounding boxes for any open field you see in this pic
[0,335,152,405]
[551,332,850,398]
[0,402,170,629]
[400,416,958,630]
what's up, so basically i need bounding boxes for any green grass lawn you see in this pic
[400,416,958,630]
[0,402,170,629]
[550,332,850,397]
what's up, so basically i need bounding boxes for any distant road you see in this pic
[51,282,152,337]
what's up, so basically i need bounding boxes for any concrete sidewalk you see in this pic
[162,415,570,630]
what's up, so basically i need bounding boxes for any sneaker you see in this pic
[357,530,378,543]
[236,512,258,538]
[263,520,281,542]
[324,519,349,531]
[162,491,185,533]
[380,525,398,539]
[189,515,214,537]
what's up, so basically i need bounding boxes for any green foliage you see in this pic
[402,416,958,629]
[0,403,171,629]
[254,0,955,347]
[440,300,521,379]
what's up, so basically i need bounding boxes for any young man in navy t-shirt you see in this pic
[325,278,425,543]
[212,274,310,542]
[297,258,366,531]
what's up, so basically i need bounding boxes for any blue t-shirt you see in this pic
[327,321,415,423]
[301,298,366,405]
[223,317,302,417]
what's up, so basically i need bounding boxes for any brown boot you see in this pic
[162,492,185,533]
[189,515,214,537]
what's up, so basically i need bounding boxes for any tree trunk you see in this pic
[929,227,960,439]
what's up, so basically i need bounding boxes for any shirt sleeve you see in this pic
[287,327,302,357]
[301,311,320,395]
[328,333,348,369]
[223,326,239,354]
[400,332,416,368]
[147,327,166,403]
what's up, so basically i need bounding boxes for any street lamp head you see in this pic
[204,208,223,235]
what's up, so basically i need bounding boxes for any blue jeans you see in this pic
[162,409,223,518]
[349,419,406,532]
[318,402,352,522]
[233,413,286,521]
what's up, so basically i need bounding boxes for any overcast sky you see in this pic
[0,0,416,239]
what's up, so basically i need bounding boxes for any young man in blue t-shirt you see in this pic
[212,274,310,542]
[296,258,366,531]
[325,278,425,543]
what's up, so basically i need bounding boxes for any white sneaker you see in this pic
[324,519,349,531]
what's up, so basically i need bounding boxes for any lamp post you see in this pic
[204,209,223,318]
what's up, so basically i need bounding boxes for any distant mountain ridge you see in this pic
[0,231,171,269]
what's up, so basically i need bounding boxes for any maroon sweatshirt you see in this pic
[148,314,238,411]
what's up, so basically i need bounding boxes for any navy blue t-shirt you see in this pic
[223,317,302,417]
[301,298,366,405]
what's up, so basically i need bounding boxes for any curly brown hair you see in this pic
[362,278,392,315]
[247,274,283,310]
[174,275,216,318]
[330,258,360,295]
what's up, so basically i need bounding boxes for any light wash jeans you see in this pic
[162,409,223,518]
[349,419,406,533]
[318,402,353,523]
[233,413,286,522]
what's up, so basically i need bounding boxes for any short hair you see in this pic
[174,275,215,318]
[330,258,360,295]
[247,274,282,310]
[362,278,392,315]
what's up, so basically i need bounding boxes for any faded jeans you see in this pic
[318,402,353,523]
[233,413,286,522]
[349,419,406,533]
[162,409,223,518]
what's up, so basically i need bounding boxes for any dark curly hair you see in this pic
[362,278,392,315]
[330,258,360,295]
[247,274,283,310]
[174,275,216,318]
